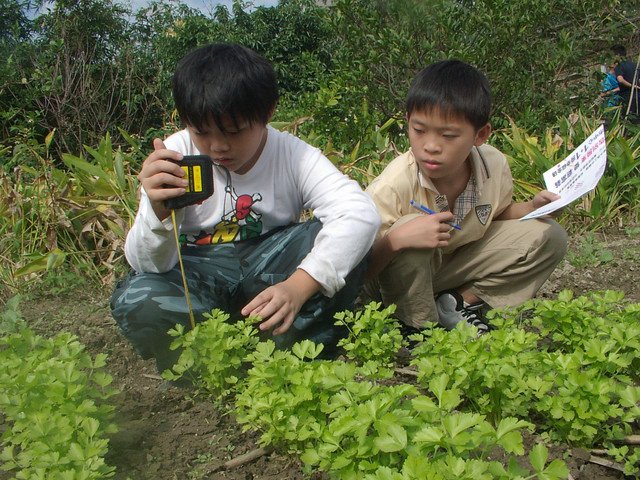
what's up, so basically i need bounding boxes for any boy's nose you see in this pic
[209,137,230,153]
[423,138,441,153]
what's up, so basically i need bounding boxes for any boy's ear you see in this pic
[474,123,492,146]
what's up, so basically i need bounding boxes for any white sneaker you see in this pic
[435,290,490,334]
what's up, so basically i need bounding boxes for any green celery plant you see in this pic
[334,301,404,368]
[164,309,261,397]
[0,299,118,478]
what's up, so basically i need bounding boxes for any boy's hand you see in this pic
[138,138,188,220]
[241,270,321,336]
[389,211,455,251]
[532,190,560,208]
[533,190,563,218]
[499,190,564,220]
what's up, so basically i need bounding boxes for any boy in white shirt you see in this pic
[111,43,380,371]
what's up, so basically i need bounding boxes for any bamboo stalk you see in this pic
[590,449,607,455]
[224,447,273,469]
[596,435,640,447]
[621,435,640,445]
[624,50,640,117]
[589,455,625,472]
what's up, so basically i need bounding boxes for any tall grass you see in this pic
[498,110,640,232]
[0,130,141,292]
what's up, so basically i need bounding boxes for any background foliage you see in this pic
[1,0,639,290]
[2,0,639,157]
[1,2,639,477]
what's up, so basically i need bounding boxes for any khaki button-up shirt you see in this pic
[365,144,513,254]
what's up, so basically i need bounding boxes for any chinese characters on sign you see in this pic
[521,125,607,221]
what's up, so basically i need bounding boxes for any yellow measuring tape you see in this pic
[170,209,196,329]
[165,154,215,330]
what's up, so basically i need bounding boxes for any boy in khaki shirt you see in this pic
[365,60,568,333]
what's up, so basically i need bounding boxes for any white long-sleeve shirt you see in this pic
[124,125,380,297]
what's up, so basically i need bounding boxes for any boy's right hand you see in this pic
[388,211,455,252]
[138,138,188,220]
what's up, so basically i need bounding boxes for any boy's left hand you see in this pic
[533,189,560,207]
[533,190,563,217]
[241,270,321,335]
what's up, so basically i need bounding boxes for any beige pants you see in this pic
[365,215,568,328]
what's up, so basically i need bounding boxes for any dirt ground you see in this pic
[7,230,640,480]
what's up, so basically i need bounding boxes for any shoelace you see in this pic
[461,305,490,334]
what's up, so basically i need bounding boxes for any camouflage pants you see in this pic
[111,220,367,371]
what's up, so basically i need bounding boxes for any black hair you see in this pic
[611,44,627,57]
[406,60,492,130]
[172,43,279,132]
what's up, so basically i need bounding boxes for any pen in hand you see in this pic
[410,199,462,231]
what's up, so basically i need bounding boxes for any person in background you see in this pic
[599,60,620,109]
[612,44,639,119]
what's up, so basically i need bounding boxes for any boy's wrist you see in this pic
[386,230,404,253]
[287,269,321,301]
[151,200,172,222]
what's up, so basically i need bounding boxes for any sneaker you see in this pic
[399,322,422,337]
[435,290,491,335]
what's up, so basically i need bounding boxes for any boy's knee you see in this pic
[539,220,568,263]
[388,244,435,273]
[110,272,192,360]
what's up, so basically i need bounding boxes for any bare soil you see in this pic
[8,230,640,480]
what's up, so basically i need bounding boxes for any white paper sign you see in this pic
[521,125,607,220]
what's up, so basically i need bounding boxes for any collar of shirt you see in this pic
[416,146,490,224]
